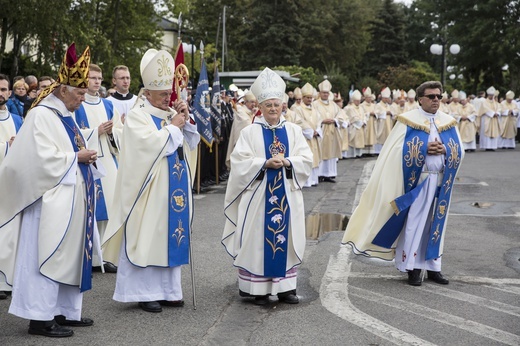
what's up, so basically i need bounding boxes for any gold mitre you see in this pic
[32,43,90,108]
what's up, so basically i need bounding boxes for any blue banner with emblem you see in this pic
[193,60,213,147]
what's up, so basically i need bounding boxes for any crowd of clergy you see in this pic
[0,46,519,338]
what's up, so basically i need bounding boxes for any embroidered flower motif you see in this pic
[276,234,286,244]
[269,195,279,204]
[271,214,282,223]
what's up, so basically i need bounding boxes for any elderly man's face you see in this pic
[146,89,173,111]
[259,98,282,125]
[60,86,87,112]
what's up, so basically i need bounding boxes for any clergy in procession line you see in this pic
[0,43,98,337]
[362,87,377,156]
[314,79,343,182]
[439,92,450,114]
[447,89,461,118]
[102,49,200,313]
[499,90,518,149]
[333,92,350,158]
[293,82,322,187]
[457,91,478,152]
[403,88,419,112]
[478,86,501,151]
[74,63,123,273]
[0,74,22,166]
[392,90,407,119]
[373,87,394,154]
[344,90,366,158]
[290,87,303,111]
[226,90,258,169]
[222,67,313,305]
[342,80,464,286]
[282,93,298,123]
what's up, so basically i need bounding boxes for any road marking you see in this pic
[320,247,435,346]
[349,284,520,346]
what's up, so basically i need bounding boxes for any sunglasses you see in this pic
[423,94,442,100]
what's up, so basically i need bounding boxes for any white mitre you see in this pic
[459,91,467,99]
[351,90,362,101]
[301,83,313,97]
[506,90,515,99]
[318,79,332,92]
[407,89,416,98]
[363,87,372,97]
[250,67,286,103]
[486,86,496,95]
[140,49,175,90]
[381,87,391,98]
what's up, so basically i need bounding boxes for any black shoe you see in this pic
[485,149,496,152]
[253,295,269,306]
[92,266,102,272]
[103,262,118,273]
[322,177,336,183]
[407,269,422,286]
[278,293,299,304]
[28,322,73,337]
[138,301,162,312]
[54,315,93,327]
[158,300,184,307]
[0,291,7,300]
[427,271,449,284]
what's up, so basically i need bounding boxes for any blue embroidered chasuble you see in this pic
[151,116,190,267]
[48,108,95,292]
[372,122,462,260]
[74,99,115,221]
[261,124,291,277]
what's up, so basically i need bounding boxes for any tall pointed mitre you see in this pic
[363,87,372,97]
[293,87,302,98]
[140,49,175,90]
[250,67,286,103]
[301,83,314,97]
[381,87,391,98]
[318,79,332,92]
[32,42,91,108]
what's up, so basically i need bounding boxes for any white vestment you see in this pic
[102,100,199,302]
[222,118,312,295]
[0,109,21,166]
[0,94,99,321]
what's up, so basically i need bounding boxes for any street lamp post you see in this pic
[430,42,460,86]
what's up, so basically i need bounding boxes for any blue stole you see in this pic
[151,116,190,267]
[261,124,291,277]
[74,99,114,222]
[49,108,95,292]
[372,123,462,260]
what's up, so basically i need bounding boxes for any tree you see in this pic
[362,0,408,78]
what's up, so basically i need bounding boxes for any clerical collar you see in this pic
[321,99,329,105]
[418,107,437,118]
[0,108,9,120]
[254,116,285,130]
[85,93,100,104]
[111,91,134,100]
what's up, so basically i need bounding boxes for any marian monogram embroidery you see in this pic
[265,171,288,259]
[404,136,425,168]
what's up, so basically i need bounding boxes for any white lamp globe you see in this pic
[430,44,442,55]
[449,44,460,55]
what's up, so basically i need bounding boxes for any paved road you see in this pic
[1,148,519,345]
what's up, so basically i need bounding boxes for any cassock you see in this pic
[499,100,518,149]
[102,100,199,302]
[293,104,322,187]
[342,108,464,272]
[478,98,501,150]
[0,93,99,321]
[457,102,478,150]
[222,117,312,296]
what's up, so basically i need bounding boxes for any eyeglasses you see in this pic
[423,94,442,100]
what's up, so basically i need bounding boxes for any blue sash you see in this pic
[151,116,190,267]
[372,124,462,260]
[74,99,115,221]
[50,109,95,292]
[261,125,290,277]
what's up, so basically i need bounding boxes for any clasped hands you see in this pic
[170,99,189,129]
[264,157,291,170]
[427,138,446,156]
[78,149,97,164]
